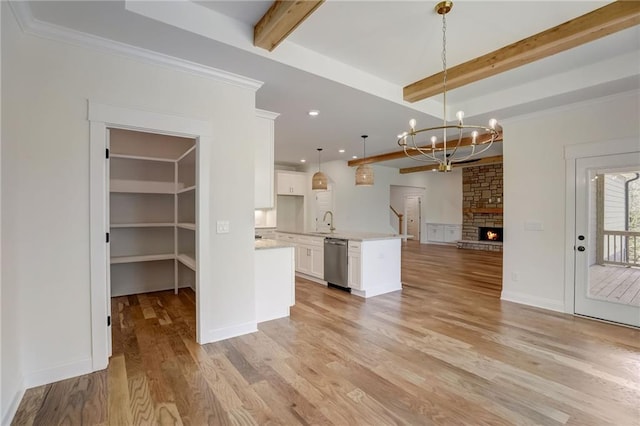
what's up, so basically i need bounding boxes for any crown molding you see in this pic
[7,1,264,92]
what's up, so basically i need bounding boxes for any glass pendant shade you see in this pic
[312,148,328,190]
[355,164,374,186]
[312,171,328,190]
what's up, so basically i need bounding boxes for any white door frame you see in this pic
[564,137,639,315]
[89,101,212,371]
[404,195,422,240]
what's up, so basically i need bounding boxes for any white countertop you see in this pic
[254,239,295,250]
[276,230,407,241]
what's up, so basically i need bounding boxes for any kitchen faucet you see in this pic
[323,210,336,232]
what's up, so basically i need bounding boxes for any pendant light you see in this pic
[312,148,328,190]
[355,135,374,186]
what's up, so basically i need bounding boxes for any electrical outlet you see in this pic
[216,220,230,234]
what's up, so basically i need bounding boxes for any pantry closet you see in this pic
[108,129,197,297]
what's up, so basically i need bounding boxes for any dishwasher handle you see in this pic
[325,238,347,246]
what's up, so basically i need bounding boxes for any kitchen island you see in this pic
[255,238,295,323]
[273,230,403,298]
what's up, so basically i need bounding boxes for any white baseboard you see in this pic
[2,381,25,426]
[23,357,93,389]
[204,321,257,344]
[501,290,565,313]
[352,282,403,299]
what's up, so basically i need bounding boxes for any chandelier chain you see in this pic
[441,11,447,141]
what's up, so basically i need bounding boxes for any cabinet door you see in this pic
[427,224,444,242]
[276,172,294,195]
[444,225,461,242]
[254,114,274,208]
[310,245,324,279]
[290,173,307,196]
[348,253,362,290]
[296,244,312,274]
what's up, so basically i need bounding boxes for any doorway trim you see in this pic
[88,101,212,371]
[404,195,422,240]
[564,137,639,315]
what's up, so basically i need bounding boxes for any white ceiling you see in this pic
[21,1,640,169]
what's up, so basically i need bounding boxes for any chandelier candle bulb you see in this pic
[395,1,501,172]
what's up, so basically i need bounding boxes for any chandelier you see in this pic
[397,1,500,172]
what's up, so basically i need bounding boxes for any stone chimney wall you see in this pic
[462,164,504,241]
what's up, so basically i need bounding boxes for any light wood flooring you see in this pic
[589,264,640,307]
[12,243,640,425]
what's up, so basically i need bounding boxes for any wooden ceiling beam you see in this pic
[399,155,503,174]
[403,1,640,103]
[254,1,325,52]
[347,132,502,167]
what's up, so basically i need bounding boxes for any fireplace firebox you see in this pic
[478,227,503,242]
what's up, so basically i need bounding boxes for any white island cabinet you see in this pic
[255,239,295,323]
[276,231,403,298]
[348,238,402,298]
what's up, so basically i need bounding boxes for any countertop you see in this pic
[254,239,295,250]
[276,230,407,241]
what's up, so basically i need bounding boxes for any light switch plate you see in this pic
[216,220,230,234]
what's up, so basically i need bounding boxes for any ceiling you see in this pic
[20,1,640,169]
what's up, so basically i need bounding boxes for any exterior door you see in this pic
[575,153,640,327]
[405,196,421,240]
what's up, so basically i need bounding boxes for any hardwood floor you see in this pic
[13,243,640,425]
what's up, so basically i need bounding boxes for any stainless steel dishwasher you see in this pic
[324,237,349,291]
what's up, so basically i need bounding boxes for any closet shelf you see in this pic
[110,153,176,163]
[111,253,175,264]
[177,185,196,194]
[177,254,196,271]
[177,223,196,231]
[111,222,174,228]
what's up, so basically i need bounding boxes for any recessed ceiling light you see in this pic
[352,155,358,159]
[300,159,306,163]
[339,149,345,153]
[308,110,319,117]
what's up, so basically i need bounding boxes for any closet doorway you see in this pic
[89,102,211,372]
[108,129,198,354]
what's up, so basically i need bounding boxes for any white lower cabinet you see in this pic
[348,241,362,290]
[276,233,324,280]
[426,223,461,243]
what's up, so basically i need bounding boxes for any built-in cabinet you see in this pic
[275,233,324,280]
[276,171,307,195]
[254,109,279,209]
[109,129,196,297]
[426,223,461,244]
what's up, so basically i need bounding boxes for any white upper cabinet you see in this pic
[276,171,307,196]
[255,109,279,209]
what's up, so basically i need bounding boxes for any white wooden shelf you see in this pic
[110,253,175,264]
[177,185,196,194]
[110,179,175,194]
[111,222,174,228]
[177,253,196,271]
[177,223,196,231]
[110,153,175,163]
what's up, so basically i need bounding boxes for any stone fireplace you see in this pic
[457,163,504,252]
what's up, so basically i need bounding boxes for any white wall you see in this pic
[1,4,258,414]
[502,91,640,312]
[302,160,461,237]
[1,4,26,423]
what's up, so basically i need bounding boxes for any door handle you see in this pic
[577,246,586,252]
